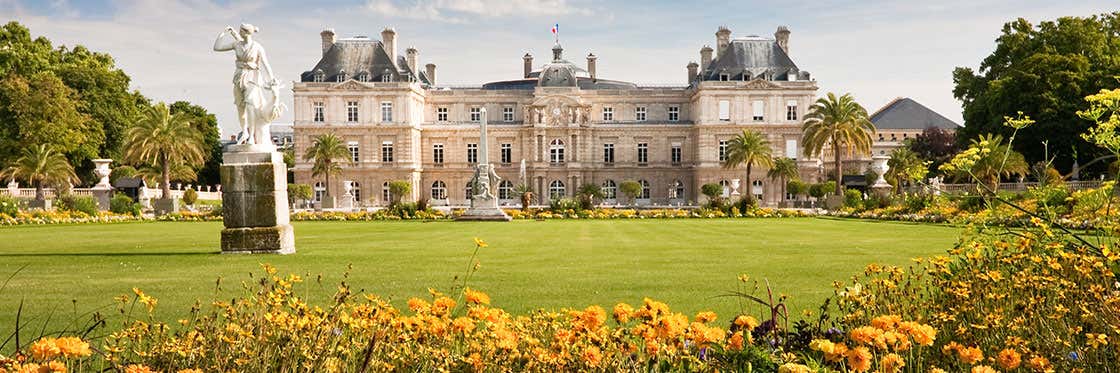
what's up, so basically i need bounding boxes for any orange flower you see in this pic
[845,346,873,372]
[54,337,91,358]
[1027,355,1052,372]
[467,352,483,371]
[825,342,849,363]
[880,353,905,373]
[971,365,998,373]
[464,288,490,305]
[452,317,476,334]
[612,303,634,323]
[407,297,430,312]
[729,331,745,350]
[957,346,984,365]
[176,370,205,373]
[582,346,603,366]
[124,365,155,373]
[694,311,717,323]
[733,315,760,331]
[30,338,60,361]
[996,348,1022,370]
[849,326,883,346]
[871,315,901,330]
[41,361,67,373]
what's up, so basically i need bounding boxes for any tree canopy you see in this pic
[953,12,1120,175]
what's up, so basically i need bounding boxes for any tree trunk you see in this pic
[832,138,843,195]
[324,160,332,199]
[161,153,172,199]
[745,161,753,205]
[34,181,44,201]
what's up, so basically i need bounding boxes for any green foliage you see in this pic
[618,181,642,205]
[940,133,1029,190]
[304,133,349,200]
[786,180,807,197]
[124,102,205,197]
[802,92,875,195]
[808,181,838,200]
[902,193,936,213]
[724,129,774,206]
[843,189,863,208]
[0,195,20,216]
[0,144,78,200]
[56,194,98,216]
[885,147,929,191]
[169,101,221,185]
[1026,184,1073,216]
[182,188,198,206]
[0,72,98,165]
[109,193,140,216]
[953,13,1120,174]
[110,165,137,185]
[575,183,604,210]
[907,127,959,174]
[287,184,312,202]
[549,197,580,212]
[387,180,412,205]
[701,183,723,200]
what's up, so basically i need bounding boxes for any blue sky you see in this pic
[2,0,1116,137]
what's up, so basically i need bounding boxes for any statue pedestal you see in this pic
[92,187,112,211]
[220,145,295,254]
[457,195,511,221]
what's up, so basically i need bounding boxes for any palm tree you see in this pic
[723,129,774,204]
[576,183,604,210]
[303,133,349,203]
[885,147,927,193]
[1,144,78,201]
[767,157,800,203]
[946,134,1028,191]
[123,102,205,199]
[802,92,876,195]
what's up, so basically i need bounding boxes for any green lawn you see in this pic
[0,218,959,335]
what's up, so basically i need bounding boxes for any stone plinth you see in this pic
[457,194,511,221]
[220,145,294,254]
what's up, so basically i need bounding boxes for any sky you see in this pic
[1,0,1117,137]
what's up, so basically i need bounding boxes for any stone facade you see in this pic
[293,26,823,207]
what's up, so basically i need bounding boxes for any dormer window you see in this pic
[381,69,392,82]
[337,70,347,82]
[742,73,749,81]
[313,70,324,82]
[719,73,730,81]
[357,71,369,82]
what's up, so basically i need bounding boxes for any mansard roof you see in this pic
[870,98,961,130]
[481,77,638,90]
[300,37,429,84]
[702,37,806,81]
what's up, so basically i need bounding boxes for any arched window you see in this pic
[549,139,565,164]
[719,180,731,197]
[601,180,617,200]
[337,69,347,82]
[752,180,763,201]
[499,180,514,200]
[313,69,324,82]
[549,180,566,200]
[638,179,651,199]
[314,182,326,202]
[465,183,473,199]
[671,180,685,199]
[382,182,390,204]
[431,181,447,200]
[351,181,361,203]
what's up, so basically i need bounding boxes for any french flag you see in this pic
[551,23,558,36]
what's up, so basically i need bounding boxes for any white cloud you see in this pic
[363,0,593,22]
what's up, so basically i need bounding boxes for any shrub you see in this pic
[701,183,723,201]
[110,193,141,216]
[287,184,312,204]
[1026,183,1072,216]
[903,193,934,213]
[819,181,837,196]
[549,197,580,212]
[618,181,642,205]
[786,180,807,199]
[182,188,198,206]
[734,196,755,212]
[56,195,99,216]
[388,180,411,205]
[843,189,863,208]
[388,202,418,218]
[0,195,20,216]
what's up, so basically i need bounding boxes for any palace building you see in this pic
[291,26,823,207]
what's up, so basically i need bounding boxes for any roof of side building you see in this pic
[870,97,961,130]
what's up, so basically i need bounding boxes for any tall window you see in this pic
[437,107,448,122]
[752,100,764,121]
[718,100,730,121]
[549,139,565,164]
[501,143,512,164]
[602,180,616,200]
[635,106,646,121]
[381,141,393,163]
[499,180,514,200]
[467,143,478,164]
[602,106,613,121]
[470,107,481,122]
[381,102,393,122]
[503,107,514,122]
[720,180,731,197]
[786,100,798,121]
[671,144,682,165]
[314,182,325,202]
[638,180,650,199]
[351,182,361,202]
[347,142,359,163]
[431,181,447,200]
[752,180,763,201]
[549,180,566,200]
[671,180,685,199]
[637,143,648,165]
[313,102,325,122]
[603,143,615,164]
[719,140,729,162]
[433,144,444,165]
[381,182,390,204]
[785,139,798,160]
[668,106,679,122]
[346,101,359,122]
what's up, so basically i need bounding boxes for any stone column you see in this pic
[220,144,295,254]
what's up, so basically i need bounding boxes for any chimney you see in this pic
[687,62,699,84]
[406,47,419,74]
[425,63,436,86]
[699,45,713,71]
[381,27,397,64]
[775,26,791,54]
[320,29,335,55]
[715,26,731,59]
[586,53,597,81]
[523,53,533,78]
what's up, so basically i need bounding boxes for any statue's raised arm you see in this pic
[213,26,239,52]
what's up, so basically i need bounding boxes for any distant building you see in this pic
[291,25,824,207]
[869,97,960,157]
[270,123,294,148]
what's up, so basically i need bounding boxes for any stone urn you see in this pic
[870,154,892,196]
[730,179,741,196]
[92,159,113,188]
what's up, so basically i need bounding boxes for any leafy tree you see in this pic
[0,72,98,165]
[907,127,959,174]
[723,129,775,205]
[303,133,349,203]
[953,13,1120,175]
[701,183,723,202]
[170,101,221,185]
[802,92,875,195]
[786,180,808,200]
[767,157,799,202]
[1,144,78,201]
[576,183,604,210]
[123,102,205,200]
[619,181,642,206]
[941,134,1029,191]
[110,165,138,185]
[287,183,312,207]
[387,180,411,206]
[886,147,929,193]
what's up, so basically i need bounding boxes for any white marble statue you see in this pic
[213,23,285,147]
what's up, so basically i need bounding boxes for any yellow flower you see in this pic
[880,353,905,373]
[473,237,488,248]
[777,363,812,373]
[570,305,606,331]
[809,339,835,354]
[54,337,91,358]
[845,346,873,372]
[957,346,984,365]
[729,331,745,350]
[996,348,1022,370]
[582,346,603,366]
[694,311,717,323]
[870,314,901,330]
[466,352,483,371]
[1086,333,1109,348]
[849,326,883,346]
[1027,355,1052,372]
[30,338,60,361]
[464,288,491,305]
[452,316,476,334]
[971,365,998,373]
[176,370,205,373]
[612,303,634,323]
[733,315,760,331]
[124,365,156,373]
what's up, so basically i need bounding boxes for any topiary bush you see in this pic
[843,189,863,208]
[110,193,141,216]
[182,188,198,206]
[56,195,99,216]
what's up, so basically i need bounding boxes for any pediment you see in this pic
[742,78,783,90]
[530,94,586,107]
[330,80,369,90]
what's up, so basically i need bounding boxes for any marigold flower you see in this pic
[957,346,984,364]
[825,342,848,363]
[407,297,430,312]
[473,237,488,248]
[849,326,883,346]
[176,369,205,373]
[570,305,606,331]
[996,348,1022,370]
[124,365,156,373]
[1027,355,1052,372]
[466,352,483,371]
[729,331,745,350]
[30,338,60,361]
[695,311,717,323]
[845,346,873,372]
[971,365,998,373]
[871,314,901,330]
[612,303,634,323]
[777,363,812,373]
[452,317,475,334]
[464,288,490,305]
[431,297,456,316]
[582,346,603,366]
[733,315,760,331]
[54,337,91,358]
[809,339,835,354]
[879,353,905,373]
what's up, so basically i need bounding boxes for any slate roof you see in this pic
[481,77,638,90]
[870,98,961,130]
[702,37,808,81]
[300,37,429,84]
